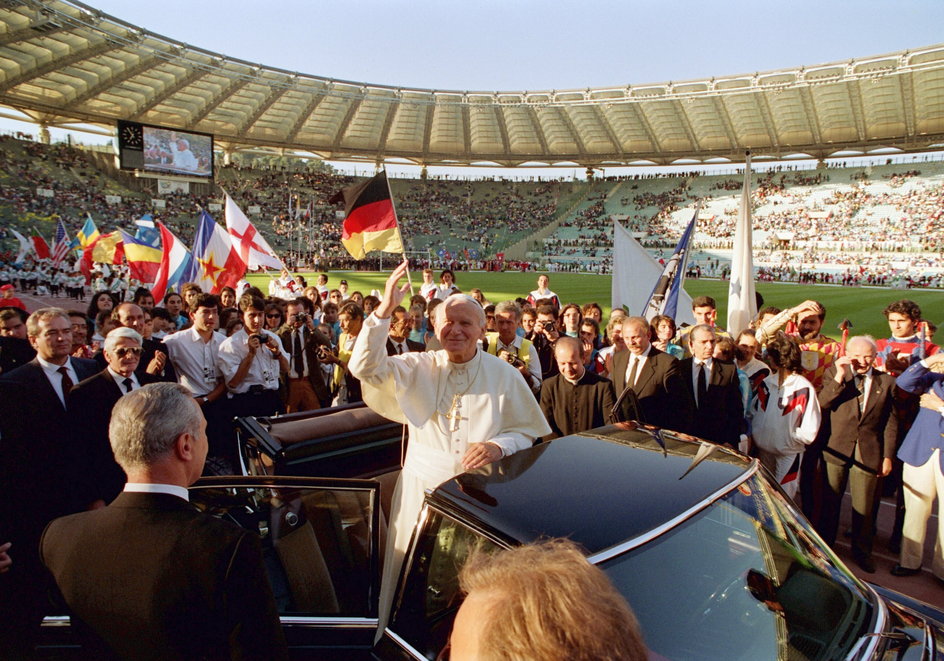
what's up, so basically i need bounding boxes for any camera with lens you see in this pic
[541,320,556,331]
[316,345,331,360]
[498,349,524,368]
[249,333,267,345]
[295,312,309,324]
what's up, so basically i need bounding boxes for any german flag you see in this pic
[330,171,403,260]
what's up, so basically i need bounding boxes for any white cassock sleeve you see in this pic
[349,314,550,454]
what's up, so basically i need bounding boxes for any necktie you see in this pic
[855,374,866,412]
[396,342,403,355]
[58,366,73,398]
[123,377,134,393]
[697,363,708,409]
[627,356,639,389]
[292,330,304,376]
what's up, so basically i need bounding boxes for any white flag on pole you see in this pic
[612,220,694,326]
[225,194,283,270]
[727,154,757,336]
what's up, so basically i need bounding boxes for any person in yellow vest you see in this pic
[485,300,542,395]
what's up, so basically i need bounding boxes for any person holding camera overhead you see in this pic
[484,300,542,395]
[218,293,289,419]
[278,297,333,412]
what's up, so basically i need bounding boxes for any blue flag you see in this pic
[642,205,698,321]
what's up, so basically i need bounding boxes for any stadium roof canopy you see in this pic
[1,1,943,168]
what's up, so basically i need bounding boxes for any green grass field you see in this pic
[247,271,943,342]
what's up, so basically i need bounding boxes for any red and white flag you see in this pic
[224,194,283,270]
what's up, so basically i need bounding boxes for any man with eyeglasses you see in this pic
[69,327,162,506]
[0,307,99,655]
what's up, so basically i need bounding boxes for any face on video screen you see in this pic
[142,127,213,177]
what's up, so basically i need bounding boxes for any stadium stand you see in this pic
[0,133,941,287]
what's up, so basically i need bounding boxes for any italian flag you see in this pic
[331,171,403,260]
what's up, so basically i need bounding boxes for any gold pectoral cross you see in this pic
[444,393,466,432]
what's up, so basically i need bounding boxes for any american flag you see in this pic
[50,218,71,266]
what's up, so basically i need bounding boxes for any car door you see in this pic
[189,476,381,659]
[38,475,381,660]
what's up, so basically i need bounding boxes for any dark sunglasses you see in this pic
[114,347,143,358]
[266,313,282,319]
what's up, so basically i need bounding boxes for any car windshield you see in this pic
[601,473,875,661]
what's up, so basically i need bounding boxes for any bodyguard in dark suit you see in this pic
[93,302,177,382]
[279,297,333,411]
[679,325,745,447]
[69,327,161,505]
[541,336,616,438]
[0,307,99,656]
[612,316,692,432]
[385,305,426,356]
[817,336,897,572]
[41,383,287,660]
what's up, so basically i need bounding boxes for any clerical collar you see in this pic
[448,348,481,371]
[563,370,585,385]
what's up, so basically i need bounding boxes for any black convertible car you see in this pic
[39,418,944,659]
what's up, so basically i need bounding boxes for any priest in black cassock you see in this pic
[540,336,617,439]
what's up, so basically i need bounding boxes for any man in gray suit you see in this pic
[41,383,287,660]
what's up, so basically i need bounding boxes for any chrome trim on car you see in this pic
[587,460,760,565]
[844,583,889,660]
[279,616,378,628]
[40,615,70,627]
[385,628,428,660]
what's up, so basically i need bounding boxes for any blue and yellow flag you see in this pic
[118,229,161,284]
[77,214,100,249]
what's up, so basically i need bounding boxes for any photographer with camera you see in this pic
[278,297,333,412]
[217,293,289,419]
[484,301,542,395]
[527,303,561,381]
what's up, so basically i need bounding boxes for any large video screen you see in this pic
[117,120,214,178]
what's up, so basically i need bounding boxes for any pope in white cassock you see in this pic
[348,259,550,627]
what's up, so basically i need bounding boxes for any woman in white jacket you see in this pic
[751,334,822,498]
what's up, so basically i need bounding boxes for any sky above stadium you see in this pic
[4,0,944,176]
[87,0,943,91]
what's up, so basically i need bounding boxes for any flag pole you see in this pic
[383,169,414,295]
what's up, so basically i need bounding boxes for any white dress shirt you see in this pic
[123,482,189,502]
[107,367,140,392]
[217,328,288,394]
[625,345,652,387]
[163,327,225,396]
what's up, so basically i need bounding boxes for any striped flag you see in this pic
[151,222,194,301]
[51,218,71,266]
[76,214,100,249]
[642,205,698,322]
[329,170,404,260]
[31,229,51,260]
[118,229,162,284]
[191,210,246,294]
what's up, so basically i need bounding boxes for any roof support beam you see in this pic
[0,38,117,92]
[754,92,781,151]
[285,88,328,143]
[331,98,362,150]
[492,105,511,159]
[421,103,435,154]
[671,100,701,152]
[629,102,663,153]
[0,20,67,47]
[236,85,286,135]
[555,107,587,159]
[898,72,916,137]
[131,66,205,120]
[375,99,398,155]
[63,51,160,110]
[711,96,740,151]
[846,81,868,143]
[526,107,551,155]
[591,105,624,157]
[797,86,823,146]
[186,77,250,130]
